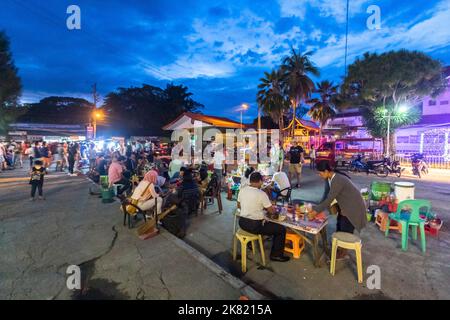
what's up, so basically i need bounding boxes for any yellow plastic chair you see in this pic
[232,210,266,273]
[233,229,266,273]
[330,232,363,283]
[284,231,305,259]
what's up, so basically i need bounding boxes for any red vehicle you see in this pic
[315,138,382,168]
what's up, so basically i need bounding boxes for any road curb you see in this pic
[160,230,267,300]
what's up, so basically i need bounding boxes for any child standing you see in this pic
[30,160,46,200]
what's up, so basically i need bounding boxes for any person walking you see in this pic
[25,143,35,168]
[29,159,46,200]
[62,142,69,170]
[33,141,42,163]
[287,141,304,188]
[40,141,51,170]
[68,143,77,176]
[73,143,81,173]
[18,141,25,168]
[212,144,226,187]
[309,145,316,170]
[88,143,97,171]
[270,141,284,173]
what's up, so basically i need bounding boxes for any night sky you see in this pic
[1,0,450,122]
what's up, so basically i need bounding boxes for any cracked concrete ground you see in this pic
[0,169,241,300]
[184,165,450,300]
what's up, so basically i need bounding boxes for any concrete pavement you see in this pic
[0,168,250,300]
[184,165,450,299]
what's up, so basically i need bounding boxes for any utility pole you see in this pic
[344,0,350,77]
[92,83,99,140]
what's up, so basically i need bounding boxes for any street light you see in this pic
[92,110,103,140]
[240,103,249,130]
[384,105,408,157]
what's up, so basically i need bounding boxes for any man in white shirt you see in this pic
[270,142,284,173]
[212,145,225,185]
[271,171,290,197]
[237,172,289,262]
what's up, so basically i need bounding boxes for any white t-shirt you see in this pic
[238,186,272,220]
[272,171,290,196]
[213,151,225,170]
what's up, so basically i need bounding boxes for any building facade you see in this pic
[324,67,450,159]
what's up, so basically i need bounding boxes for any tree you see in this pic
[281,48,320,136]
[256,69,290,129]
[341,50,447,155]
[307,80,338,142]
[102,83,203,137]
[0,31,22,133]
[0,31,21,108]
[19,96,94,124]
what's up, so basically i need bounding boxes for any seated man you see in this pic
[237,172,290,262]
[268,170,291,200]
[168,158,184,180]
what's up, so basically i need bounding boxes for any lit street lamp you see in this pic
[240,103,249,130]
[92,110,102,140]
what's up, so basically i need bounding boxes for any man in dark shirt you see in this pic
[125,153,137,174]
[288,141,304,188]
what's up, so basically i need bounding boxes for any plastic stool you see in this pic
[330,232,363,283]
[284,232,305,259]
[375,211,402,233]
[232,229,266,273]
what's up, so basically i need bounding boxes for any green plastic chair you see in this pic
[385,199,430,253]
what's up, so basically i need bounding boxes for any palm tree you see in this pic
[257,69,290,130]
[281,48,320,136]
[307,80,338,143]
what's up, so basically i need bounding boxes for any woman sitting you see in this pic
[136,170,163,215]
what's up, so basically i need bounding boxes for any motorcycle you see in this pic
[350,155,389,177]
[349,154,368,172]
[411,153,429,178]
[383,157,403,178]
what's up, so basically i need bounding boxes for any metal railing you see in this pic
[393,155,450,170]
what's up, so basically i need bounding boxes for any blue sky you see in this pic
[1,0,450,123]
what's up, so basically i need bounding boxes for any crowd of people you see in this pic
[0,141,26,171]
[5,136,367,260]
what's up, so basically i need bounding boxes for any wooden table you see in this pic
[266,214,330,268]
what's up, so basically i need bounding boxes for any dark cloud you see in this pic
[0,0,449,118]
